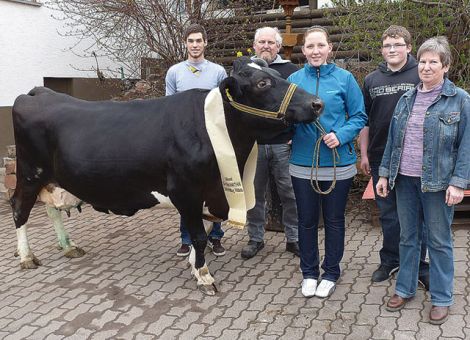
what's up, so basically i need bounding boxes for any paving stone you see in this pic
[342,293,365,313]
[203,317,233,338]
[415,321,443,339]
[346,324,373,339]
[330,311,356,334]
[392,330,417,339]
[356,303,381,325]
[4,325,38,340]
[372,317,397,339]
[1,199,470,340]
[278,326,305,340]
[172,311,201,330]
[145,315,177,336]
[440,314,465,338]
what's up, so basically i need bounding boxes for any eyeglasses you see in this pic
[382,43,407,50]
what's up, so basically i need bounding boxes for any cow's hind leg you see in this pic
[15,224,42,269]
[11,183,43,269]
[45,206,85,258]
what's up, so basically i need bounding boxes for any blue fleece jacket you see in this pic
[287,63,367,167]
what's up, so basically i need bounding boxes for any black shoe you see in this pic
[241,240,264,259]
[371,264,399,282]
[208,238,226,256]
[418,274,430,291]
[286,241,300,257]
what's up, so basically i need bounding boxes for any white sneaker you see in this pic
[315,279,336,298]
[301,279,317,297]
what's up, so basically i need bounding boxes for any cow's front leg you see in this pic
[188,240,217,295]
[182,215,217,295]
[45,206,85,258]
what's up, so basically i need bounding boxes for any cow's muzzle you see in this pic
[225,83,297,120]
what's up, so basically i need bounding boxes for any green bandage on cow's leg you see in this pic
[45,206,85,258]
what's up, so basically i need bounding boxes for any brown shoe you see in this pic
[429,306,449,325]
[176,244,191,257]
[386,294,411,312]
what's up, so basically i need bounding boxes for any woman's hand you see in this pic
[446,185,464,206]
[376,177,389,198]
[323,132,340,149]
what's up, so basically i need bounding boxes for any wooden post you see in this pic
[279,0,300,60]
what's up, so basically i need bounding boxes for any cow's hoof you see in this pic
[199,283,218,296]
[20,256,42,269]
[64,247,86,258]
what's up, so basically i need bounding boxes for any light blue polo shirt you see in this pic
[165,59,227,95]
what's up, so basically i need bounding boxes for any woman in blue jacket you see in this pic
[287,26,367,298]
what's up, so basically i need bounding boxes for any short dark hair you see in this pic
[184,24,207,42]
[382,25,412,45]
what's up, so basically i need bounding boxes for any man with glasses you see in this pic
[360,25,430,288]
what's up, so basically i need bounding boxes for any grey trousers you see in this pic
[246,143,298,242]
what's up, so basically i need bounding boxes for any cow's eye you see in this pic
[257,79,271,89]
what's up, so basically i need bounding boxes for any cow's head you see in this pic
[220,56,323,125]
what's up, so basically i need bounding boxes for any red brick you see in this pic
[5,160,16,175]
[5,174,16,190]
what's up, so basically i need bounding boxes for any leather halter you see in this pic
[224,83,298,120]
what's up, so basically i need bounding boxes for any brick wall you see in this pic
[2,145,16,200]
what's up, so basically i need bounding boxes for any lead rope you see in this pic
[309,69,339,195]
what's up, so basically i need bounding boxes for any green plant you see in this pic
[328,0,470,91]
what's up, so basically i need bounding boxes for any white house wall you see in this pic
[0,1,119,106]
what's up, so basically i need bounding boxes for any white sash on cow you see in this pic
[204,87,257,229]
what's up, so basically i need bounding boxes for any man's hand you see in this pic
[376,177,389,198]
[446,185,464,206]
[360,155,370,175]
[323,132,340,149]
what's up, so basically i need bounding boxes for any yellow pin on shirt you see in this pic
[188,65,201,76]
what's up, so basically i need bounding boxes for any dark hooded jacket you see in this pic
[363,55,420,165]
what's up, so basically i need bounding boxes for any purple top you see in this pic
[399,82,443,177]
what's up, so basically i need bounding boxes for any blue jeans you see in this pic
[395,175,454,306]
[291,176,353,282]
[370,166,429,277]
[180,220,224,245]
[246,144,298,243]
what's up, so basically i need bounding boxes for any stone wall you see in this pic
[1,145,16,200]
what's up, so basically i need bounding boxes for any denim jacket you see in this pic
[379,78,470,191]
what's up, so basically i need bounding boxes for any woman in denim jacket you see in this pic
[376,36,470,325]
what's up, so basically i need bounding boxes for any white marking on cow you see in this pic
[17,225,33,262]
[151,191,175,208]
[189,247,215,286]
[34,167,43,178]
[248,62,262,70]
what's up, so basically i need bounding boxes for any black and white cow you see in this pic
[10,57,322,294]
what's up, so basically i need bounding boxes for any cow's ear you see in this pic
[220,76,242,102]
[232,56,251,73]
[251,58,268,68]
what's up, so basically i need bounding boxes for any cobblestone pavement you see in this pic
[1,198,469,340]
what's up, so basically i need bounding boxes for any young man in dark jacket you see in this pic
[360,25,429,288]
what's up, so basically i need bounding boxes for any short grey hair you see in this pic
[417,36,452,67]
[254,27,283,46]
